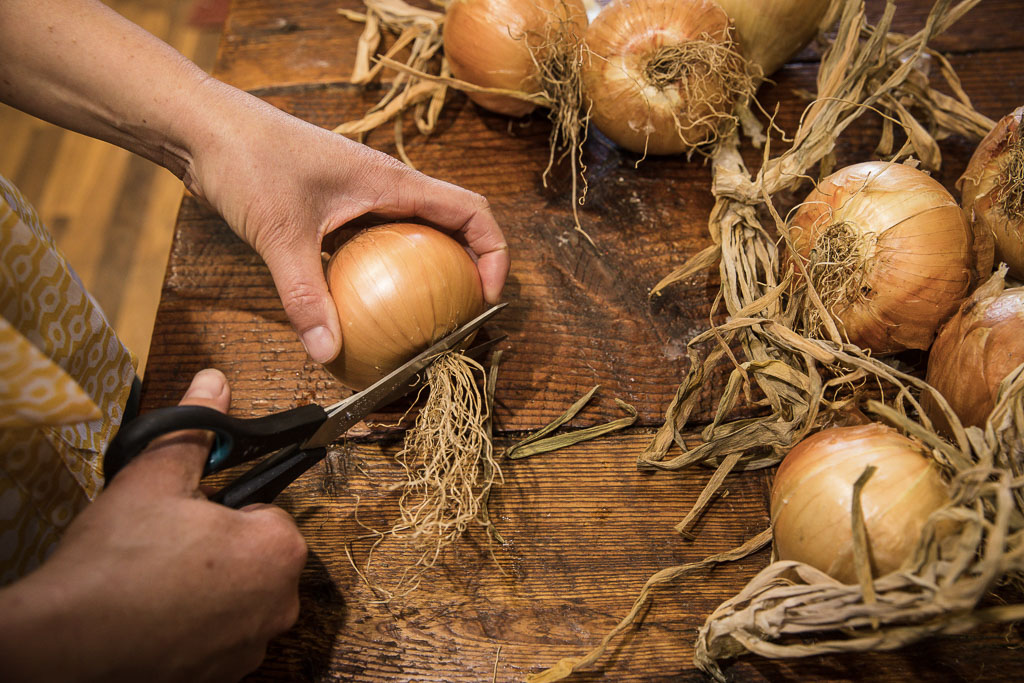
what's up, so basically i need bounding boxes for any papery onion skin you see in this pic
[788,161,993,353]
[582,0,741,155]
[923,269,1024,433]
[324,223,484,390]
[771,423,950,584]
[444,0,588,117]
[959,106,1024,279]
[714,0,829,76]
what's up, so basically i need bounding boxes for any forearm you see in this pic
[0,0,223,180]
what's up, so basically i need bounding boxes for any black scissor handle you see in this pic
[103,403,329,485]
[209,444,328,508]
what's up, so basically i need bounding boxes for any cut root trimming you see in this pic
[354,351,503,601]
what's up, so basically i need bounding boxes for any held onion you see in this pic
[771,423,950,584]
[787,161,993,353]
[923,268,1024,433]
[325,222,500,596]
[443,0,589,117]
[958,106,1024,279]
[582,0,754,155]
[324,222,483,390]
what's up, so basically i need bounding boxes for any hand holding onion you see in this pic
[184,91,508,365]
[787,161,993,352]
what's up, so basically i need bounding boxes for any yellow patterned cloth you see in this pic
[1,174,138,584]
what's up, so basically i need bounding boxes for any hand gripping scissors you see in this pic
[102,303,506,508]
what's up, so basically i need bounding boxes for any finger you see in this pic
[366,168,510,304]
[115,368,231,495]
[260,238,343,364]
[239,503,308,573]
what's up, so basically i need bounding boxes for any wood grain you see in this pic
[138,0,1024,680]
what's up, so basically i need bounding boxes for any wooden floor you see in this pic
[0,0,222,376]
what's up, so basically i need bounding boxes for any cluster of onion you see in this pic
[918,106,1024,433]
[775,113,1024,582]
[442,0,828,156]
[581,0,827,155]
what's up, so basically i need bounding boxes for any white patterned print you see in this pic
[0,174,138,583]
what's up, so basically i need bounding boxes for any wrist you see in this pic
[0,567,82,680]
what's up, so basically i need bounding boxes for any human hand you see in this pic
[0,369,307,683]
[183,86,510,364]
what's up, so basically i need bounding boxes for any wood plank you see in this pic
[135,1,1024,680]
[199,431,1018,681]
[211,0,1024,92]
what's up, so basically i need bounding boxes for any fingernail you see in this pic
[186,369,226,399]
[301,326,336,364]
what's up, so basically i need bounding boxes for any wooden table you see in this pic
[140,1,1024,679]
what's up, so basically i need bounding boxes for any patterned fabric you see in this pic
[0,174,138,584]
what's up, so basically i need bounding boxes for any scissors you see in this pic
[103,303,506,509]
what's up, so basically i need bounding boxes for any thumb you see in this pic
[113,369,232,495]
[262,243,342,364]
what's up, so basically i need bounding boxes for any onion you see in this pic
[787,161,994,353]
[581,0,754,155]
[959,106,1024,279]
[771,423,950,584]
[443,0,589,117]
[923,268,1024,433]
[714,0,829,77]
[324,222,484,390]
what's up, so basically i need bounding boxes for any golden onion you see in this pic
[923,269,1024,433]
[959,106,1024,279]
[714,0,829,77]
[582,0,752,155]
[788,161,993,353]
[324,223,483,390]
[443,0,588,117]
[771,423,950,584]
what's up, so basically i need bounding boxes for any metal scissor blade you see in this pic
[302,302,506,447]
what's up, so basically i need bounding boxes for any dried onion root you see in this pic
[390,353,502,592]
[354,352,503,601]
